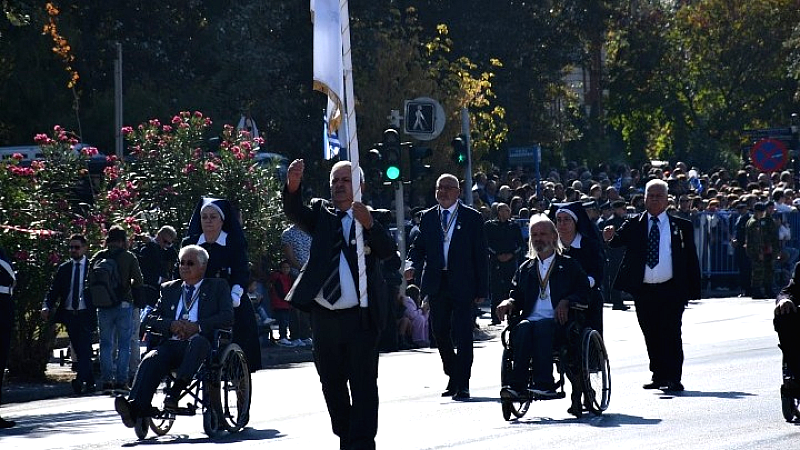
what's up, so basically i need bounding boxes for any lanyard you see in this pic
[440,207,458,241]
[535,258,555,299]
[180,286,200,320]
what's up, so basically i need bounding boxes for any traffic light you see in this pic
[409,146,432,180]
[382,128,401,181]
[451,134,468,165]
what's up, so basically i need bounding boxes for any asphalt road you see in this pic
[2,296,799,449]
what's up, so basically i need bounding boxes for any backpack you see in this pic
[88,252,122,308]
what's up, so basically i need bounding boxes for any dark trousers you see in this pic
[311,305,379,450]
[63,309,96,385]
[289,308,312,340]
[0,295,12,406]
[734,247,751,294]
[129,335,210,409]
[489,261,516,323]
[273,308,291,340]
[775,311,800,378]
[429,289,474,391]
[234,299,262,372]
[510,318,555,391]
[635,281,685,383]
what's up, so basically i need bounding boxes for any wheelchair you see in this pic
[499,308,611,421]
[780,354,800,423]
[133,329,252,439]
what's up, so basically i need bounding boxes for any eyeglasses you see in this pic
[437,185,459,191]
[179,260,196,266]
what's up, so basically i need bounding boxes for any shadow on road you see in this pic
[654,390,756,399]
[508,412,662,427]
[121,427,282,446]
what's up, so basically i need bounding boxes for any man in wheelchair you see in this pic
[776,261,800,396]
[496,215,589,415]
[114,245,234,428]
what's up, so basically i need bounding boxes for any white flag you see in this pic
[311,0,343,134]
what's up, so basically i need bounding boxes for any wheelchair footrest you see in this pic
[164,404,197,416]
[530,390,566,401]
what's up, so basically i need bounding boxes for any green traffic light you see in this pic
[458,153,466,164]
[386,165,400,180]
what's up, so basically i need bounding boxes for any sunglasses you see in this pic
[179,260,197,266]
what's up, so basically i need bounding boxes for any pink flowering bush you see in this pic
[0,126,109,379]
[110,111,284,270]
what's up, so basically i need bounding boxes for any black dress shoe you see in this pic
[0,417,16,429]
[452,389,470,400]
[612,304,630,311]
[114,396,137,428]
[642,381,665,389]
[441,388,457,397]
[71,379,83,395]
[663,381,684,392]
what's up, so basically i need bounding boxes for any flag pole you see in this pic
[338,0,368,310]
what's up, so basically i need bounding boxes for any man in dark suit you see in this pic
[114,244,233,427]
[283,159,397,450]
[41,234,97,396]
[405,173,489,400]
[495,214,589,417]
[603,179,701,392]
[775,262,800,391]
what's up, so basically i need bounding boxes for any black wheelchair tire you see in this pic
[203,406,221,438]
[134,417,148,440]
[581,328,611,414]
[211,343,251,432]
[149,414,175,436]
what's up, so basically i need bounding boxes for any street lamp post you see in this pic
[792,113,799,189]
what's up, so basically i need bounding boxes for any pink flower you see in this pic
[34,133,50,144]
[194,111,203,118]
[80,146,99,157]
[48,253,62,265]
[31,160,45,171]
[204,161,218,172]
[149,119,161,128]
[121,126,134,135]
[124,216,136,225]
[53,125,63,132]
[162,125,172,133]
[183,163,196,174]
[11,153,23,160]
[172,115,182,124]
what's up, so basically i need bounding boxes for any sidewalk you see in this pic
[3,340,315,405]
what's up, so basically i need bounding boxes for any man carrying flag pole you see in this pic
[285,2,394,449]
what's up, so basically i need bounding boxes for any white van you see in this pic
[0,145,44,161]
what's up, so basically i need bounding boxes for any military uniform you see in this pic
[484,217,524,324]
[746,204,778,298]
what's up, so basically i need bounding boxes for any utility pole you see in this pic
[114,42,123,159]
[461,108,473,206]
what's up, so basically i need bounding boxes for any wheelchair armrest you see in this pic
[213,328,233,350]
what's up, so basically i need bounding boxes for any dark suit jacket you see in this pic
[144,278,234,341]
[282,185,398,330]
[507,255,589,319]
[44,258,96,325]
[778,262,800,307]
[407,202,489,301]
[608,212,701,303]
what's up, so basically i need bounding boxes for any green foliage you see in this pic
[0,130,106,380]
[112,111,285,269]
[606,0,800,167]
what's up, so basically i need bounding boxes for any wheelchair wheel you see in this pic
[499,339,532,421]
[134,417,149,440]
[149,413,175,436]
[203,406,222,438]
[211,343,251,432]
[581,328,611,414]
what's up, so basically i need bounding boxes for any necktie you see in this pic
[647,216,660,269]
[321,213,346,304]
[71,260,81,310]
[441,209,450,231]
[183,284,195,318]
